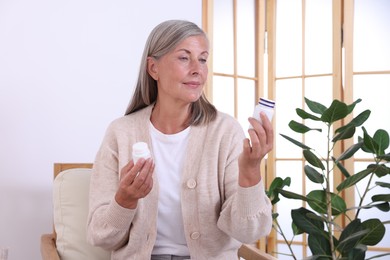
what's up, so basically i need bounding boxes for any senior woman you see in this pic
[87,19,273,260]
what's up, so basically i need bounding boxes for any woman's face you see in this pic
[148,35,209,106]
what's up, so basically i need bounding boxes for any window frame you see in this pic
[202,0,390,257]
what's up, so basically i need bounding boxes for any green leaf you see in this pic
[376,165,390,177]
[369,164,390,177]
[337,219,368,254]
[333,158,351,177]
[373,129,390,155]
[303,150,325,170]
[350,109,370,125]
[267,177,291,205]
[280,133,312,149]
[307,212,327,223]
[291,207,325,236]
[292,221,303,235]
[377,153,390,161]
[376,181,390,189]
[307,190,346,215]
[267,177,283,192]
[289,120,322,133]
[347,244,366,260]
[282,177,291,186]
[337,168,373,191]
[321,99,349,124]
[362,127,379,154]
[335,142,363,162]
[374,202,390,212]
[349,109,370,126]
[278,189,308,201]
[332,125,356,142]
[360,219,386,246]
[267,177,283,194]
[346,98,362,114]
[371,194,390,202]
[367,253,390,259]
[267,178,283,204]
[305,97,327,115]
[304,165,324,184]
[296,108,322,121]
[360,202,390,212]
[308,233,331,258]
[335,109,371,134]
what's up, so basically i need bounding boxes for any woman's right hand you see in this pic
[115,158,154,209]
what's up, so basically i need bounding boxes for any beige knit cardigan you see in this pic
[87,105,272,260]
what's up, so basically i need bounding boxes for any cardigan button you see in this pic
[190,231,200,240]
[186,179,197,189]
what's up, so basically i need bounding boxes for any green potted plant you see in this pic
[267,98,390,259]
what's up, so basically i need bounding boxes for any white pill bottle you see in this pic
[132,142,151,163]
[252,97,275,125]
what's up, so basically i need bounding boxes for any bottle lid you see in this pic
[132,142,150,156]
[259,98,275,108]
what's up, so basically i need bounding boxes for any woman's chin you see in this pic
[187,93,202,103]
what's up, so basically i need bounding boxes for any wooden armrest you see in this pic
[238,244,277,260]
[40,234,60,260]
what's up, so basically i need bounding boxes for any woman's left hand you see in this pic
[238,112,274,187]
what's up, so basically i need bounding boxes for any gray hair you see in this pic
[125,20,216,125]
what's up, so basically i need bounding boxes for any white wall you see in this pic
[0,1,202,259]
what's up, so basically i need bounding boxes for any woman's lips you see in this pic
[184,81,201,88]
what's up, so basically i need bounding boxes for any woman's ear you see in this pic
[147,57,158,80]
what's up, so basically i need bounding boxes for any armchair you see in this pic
[40,163,276,260]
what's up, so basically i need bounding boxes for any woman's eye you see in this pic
[179,56,189,61]
[199,58,207,64]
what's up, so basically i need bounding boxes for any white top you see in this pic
[149,122,191,256]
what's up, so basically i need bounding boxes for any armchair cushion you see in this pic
[53,168,110,260]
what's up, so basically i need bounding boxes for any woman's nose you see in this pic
[190,60,201,75]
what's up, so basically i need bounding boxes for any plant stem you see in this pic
[275,219,297,260]
[326,124,336,259]
[356,170,375,219]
